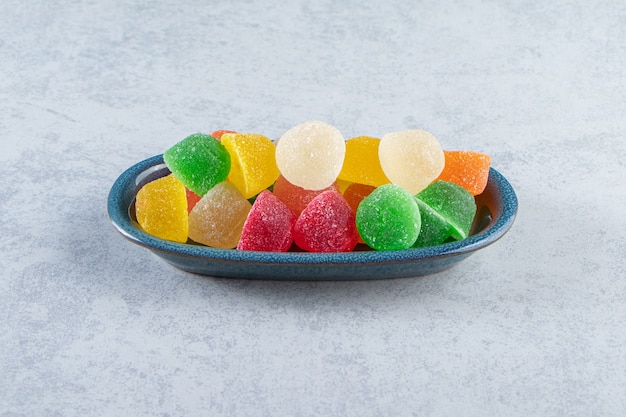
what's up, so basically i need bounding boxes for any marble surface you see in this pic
[1,0,625,415]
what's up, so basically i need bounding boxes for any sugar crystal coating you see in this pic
[293,190,359,252]
[221,132,280,199]
[412,198,454,247]
[356,184,421,250]
[136,123,488,253]
[436,150,491,196]
[273,175,340,216]
[275,120,346,190]
[163,133,230,196]
[135,174,188,243]
[237,190,296,252]
[378,129,445,195]
[188,182,251,248]
[416,180,476,240]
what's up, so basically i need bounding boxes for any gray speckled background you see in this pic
[1,0,625,416]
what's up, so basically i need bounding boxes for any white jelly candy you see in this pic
[275,120,346,190]
[378,129,445,195]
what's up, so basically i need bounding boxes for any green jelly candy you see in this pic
[163,133,231,196]
[415,180,477,242]
[412,198,453,247]
[356,184,421,251]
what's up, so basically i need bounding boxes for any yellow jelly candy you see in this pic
[221,133,280,199]
[336,178,352,194]
[135,174,188,243]
[188,182,252,248]
[338,136,390,187]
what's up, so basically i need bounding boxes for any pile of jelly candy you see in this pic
[134,121,491,252]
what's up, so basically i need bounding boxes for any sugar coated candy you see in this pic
[436,150,491,196]
[163,133,231,196]
[188,182,252,249]
[135,174,188,243]
[221,133,280,199]
[185,188,201,213]
[342,183,375,214]
[412,199,455,247]
[378,129,445,195]
[293,190,359,252]
[338,136,390,187]
[275,120,346,190]
[135,122,489,254]
[272,175,340,216]
[415,180,477,241]
[356,184,421,251]
[342,183,376,244]
[237,190,296,252]
[210,129,237,139]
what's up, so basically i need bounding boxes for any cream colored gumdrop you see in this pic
[378,129,445,195]
[275,120,346,191]
[188,182,252,248]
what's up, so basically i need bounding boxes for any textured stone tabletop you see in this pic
[1,1,625,416]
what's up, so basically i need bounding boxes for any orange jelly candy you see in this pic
[342,183,376,244]
[343,183,375,214]
[436,150,491,196]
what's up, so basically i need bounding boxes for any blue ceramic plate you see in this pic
[108,155,517,280]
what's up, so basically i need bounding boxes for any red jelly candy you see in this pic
[237,190,297,252]
[273,175,340,216]
[185,188,202,213]
[210,129,237,139]
[293,190,359,252]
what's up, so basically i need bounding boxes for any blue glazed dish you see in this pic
[108,154,518,280]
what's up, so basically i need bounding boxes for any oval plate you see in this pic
[108,155,517,280]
